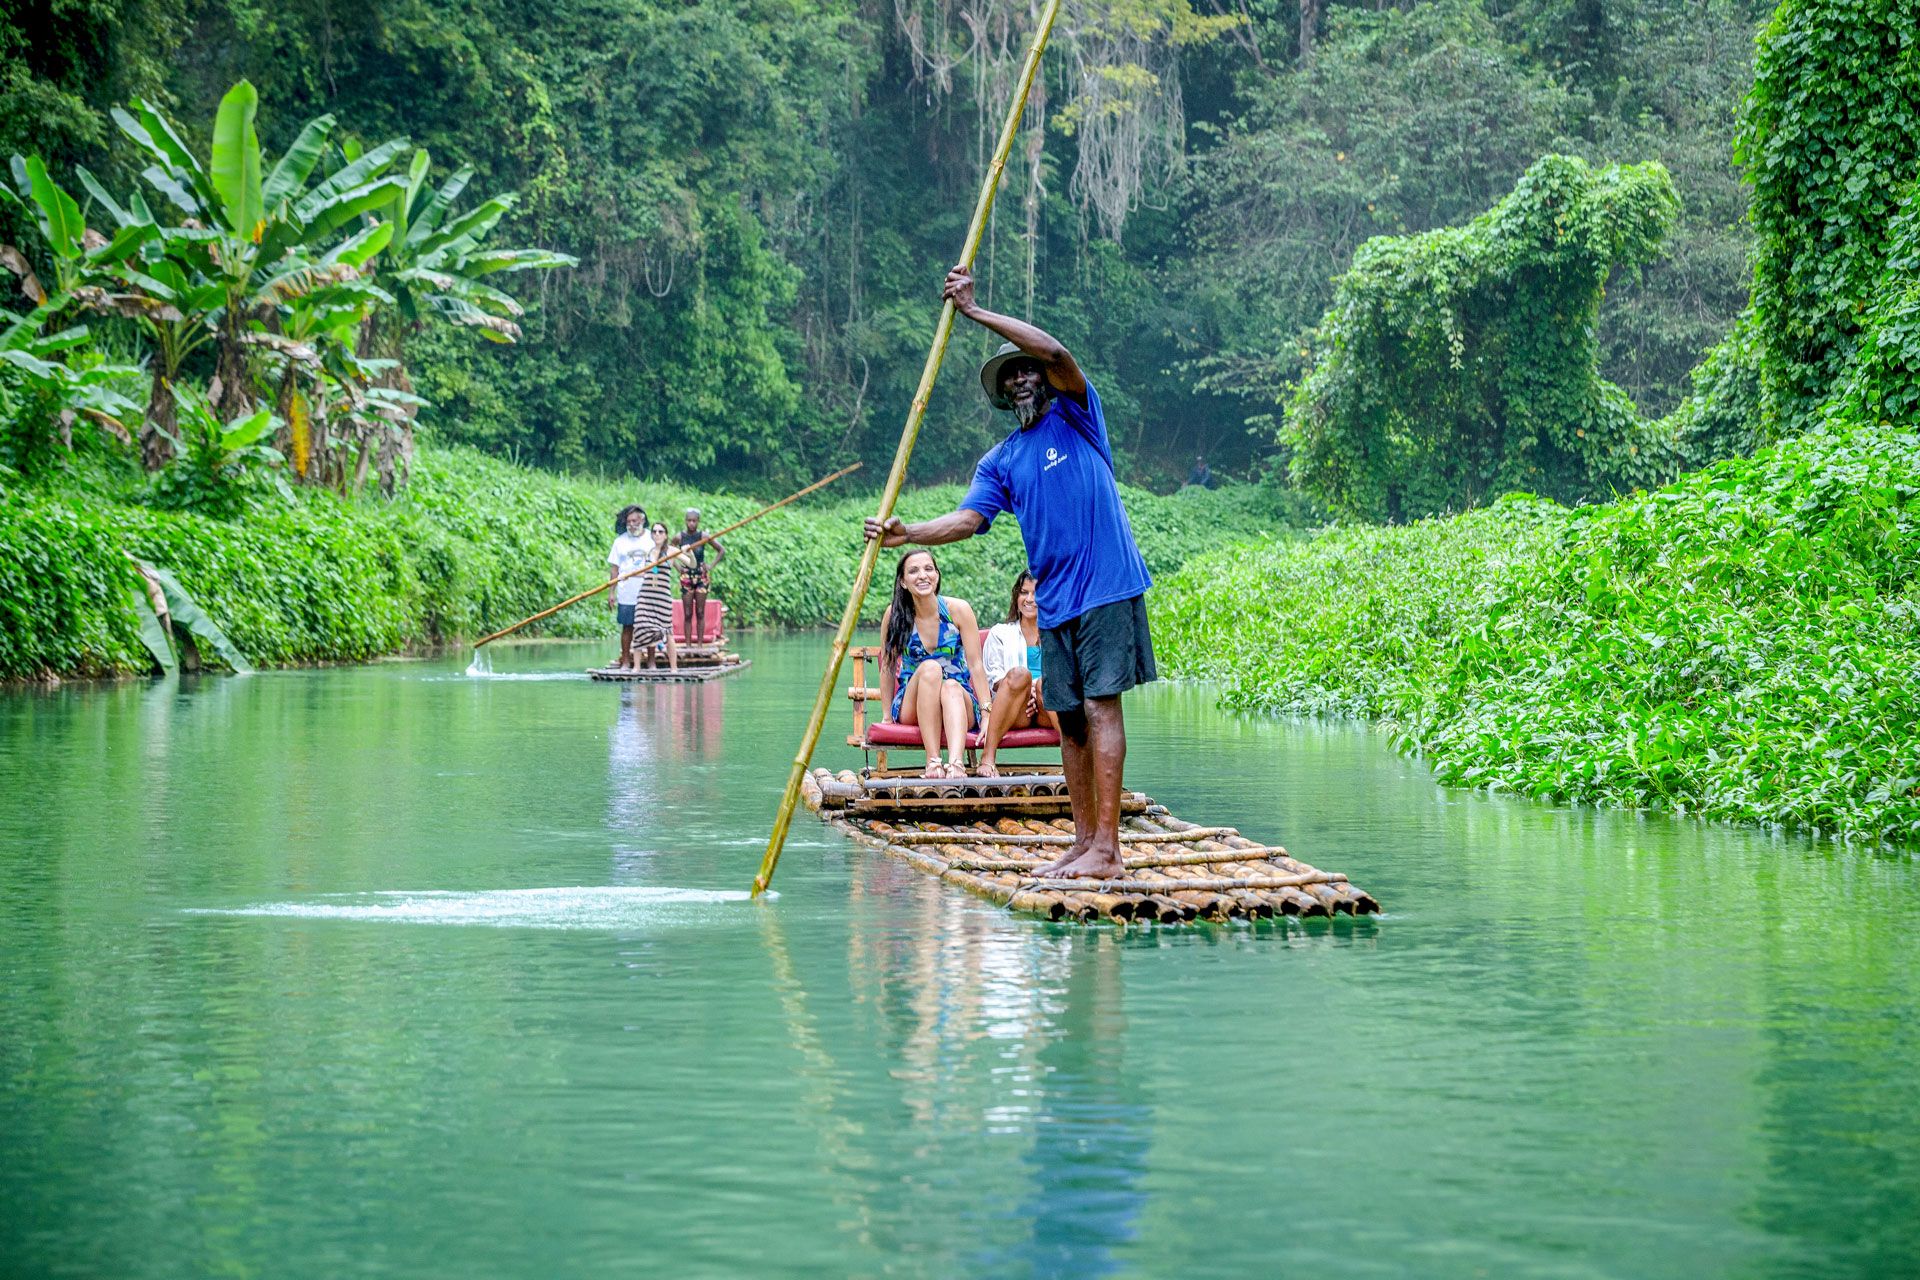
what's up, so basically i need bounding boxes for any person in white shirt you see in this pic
[978,570,1057,778]
[606,505,650,669]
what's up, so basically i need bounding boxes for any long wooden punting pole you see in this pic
[753,0,1063,898]
[469,463,861,650]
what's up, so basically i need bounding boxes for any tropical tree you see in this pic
[111,81,408,444]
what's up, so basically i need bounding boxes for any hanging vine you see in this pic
[890,0,1240,245]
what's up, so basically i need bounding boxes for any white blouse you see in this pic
[982,621,1037,689]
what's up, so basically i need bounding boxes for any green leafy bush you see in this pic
[1156,419,1920,844]
[1285,154,1680,520]
[1741,0,1920,433]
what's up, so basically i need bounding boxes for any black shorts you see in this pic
[1040,594,1156,713]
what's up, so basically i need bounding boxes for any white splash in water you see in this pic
[186,885,768,929]
[463,648,493,677]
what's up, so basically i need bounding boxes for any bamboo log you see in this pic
[754,0,1065,898]
[474,462,859,649]
[1017,873,1346,893]
[944,847,1308,872]
[883,826,1241,846]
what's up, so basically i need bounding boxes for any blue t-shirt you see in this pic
[959,381,1151,628]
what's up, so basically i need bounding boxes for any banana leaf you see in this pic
[126,583,177,675]
[138,563,253,673]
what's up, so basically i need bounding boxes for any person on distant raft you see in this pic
[865,264,1156,879]
[674,508,726,645]
[631,521,690,671]
[607,504,650,670]
[978,569,1057,780]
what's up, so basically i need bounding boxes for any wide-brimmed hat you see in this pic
[979,342,1042,411]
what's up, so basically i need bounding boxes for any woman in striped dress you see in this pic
[630,522,689,671]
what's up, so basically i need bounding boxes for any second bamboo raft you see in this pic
[799,765,1379,923]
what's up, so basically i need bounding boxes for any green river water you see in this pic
[2,633,1916,1278]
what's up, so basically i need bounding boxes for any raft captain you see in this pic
[865,264,1155,879]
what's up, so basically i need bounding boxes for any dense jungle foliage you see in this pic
[1157,0,1920,843]
[0,442,1281,679]
[0,0,1769,492]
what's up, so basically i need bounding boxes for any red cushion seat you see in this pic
[865,650,1061,752]
[671,598,725,643]
[864,721,1061,750]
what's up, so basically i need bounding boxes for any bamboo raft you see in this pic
[588,655,750,682]
[801,766,1377,922]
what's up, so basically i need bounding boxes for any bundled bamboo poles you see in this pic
[797,766,1381,924]
[754,0,1065,898]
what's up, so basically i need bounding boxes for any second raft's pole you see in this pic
[753,0,1063,898]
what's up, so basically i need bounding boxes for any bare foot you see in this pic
[977,757,1000,779]
[922,759,946,780]
[1032,843,1086,877]
[1047,846,1126,879]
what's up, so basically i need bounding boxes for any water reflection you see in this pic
[830,855,1149,1276]
[606,681,727,872]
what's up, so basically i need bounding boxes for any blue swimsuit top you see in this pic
[889,596,978,720]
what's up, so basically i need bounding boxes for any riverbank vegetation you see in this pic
[0,445,1283,680]
[1158,0,1920,844]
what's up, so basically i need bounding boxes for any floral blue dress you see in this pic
[889,596,980,723]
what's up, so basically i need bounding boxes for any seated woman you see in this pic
[978,570,1059,778]
[880,549,989,779]
[630,522,690,671]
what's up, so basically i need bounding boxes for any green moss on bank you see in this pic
[1,445,1288,680]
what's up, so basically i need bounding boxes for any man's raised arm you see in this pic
[942,266,1086,397]
[864,510,984,547]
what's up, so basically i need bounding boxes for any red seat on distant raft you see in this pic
[671,599,725,643]
[865,655,1062,751]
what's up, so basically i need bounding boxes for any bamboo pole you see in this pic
[753,0,1064,898]
[470,463,861,649]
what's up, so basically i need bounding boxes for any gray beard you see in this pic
[1014,393,1049,428]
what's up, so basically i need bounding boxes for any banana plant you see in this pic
[360,147,576,374]
[0,301,141,468]
[113,81,409,427]
[146,381,287,518]
[255,240,394,482]
[0,155,162,313]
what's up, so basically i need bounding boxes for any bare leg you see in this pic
[680,588,696,644]
[898,662,944,776]
[1052,695,1126,878]
[1034,705,1094,876]
[665,634,678,672]
[691,588,708,643]
[617,623,634,668]
[939,680,970,777]
[979,668,1033,777]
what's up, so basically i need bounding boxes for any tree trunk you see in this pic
[212,310,254,423]
[141,373,177,471]
[1300,0,1319,65]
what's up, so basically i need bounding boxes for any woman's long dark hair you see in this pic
[613,504,646,535]
[882,549,939,670]
[1004,569,1036,624]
